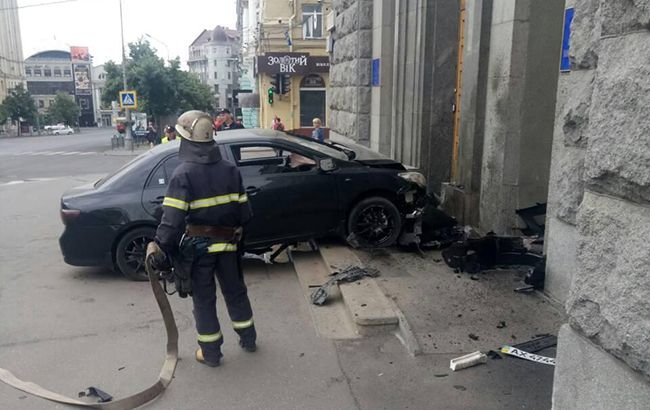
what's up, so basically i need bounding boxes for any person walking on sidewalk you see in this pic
[147,110,257,367]
[146,121,157,147]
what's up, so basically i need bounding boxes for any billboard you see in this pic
[73,65,91,95]
[70,46,90,63]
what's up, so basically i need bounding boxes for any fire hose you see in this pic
[0,250,178,409]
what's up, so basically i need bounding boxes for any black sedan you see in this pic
[59,129,429,280]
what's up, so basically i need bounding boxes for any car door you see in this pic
[227,142,340,244]
[141,154,181,220]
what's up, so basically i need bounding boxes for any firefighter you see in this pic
[146,110,256,367]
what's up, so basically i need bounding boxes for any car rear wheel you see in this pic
[347,196,402,248]
[115,227,155,281]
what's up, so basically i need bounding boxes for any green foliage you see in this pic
[47,93,80,125]
[102,41,215,118]
[0,84,38,124]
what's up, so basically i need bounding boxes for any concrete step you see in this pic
[291,251,360,339]
[318,244,399,336]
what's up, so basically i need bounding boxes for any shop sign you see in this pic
[257,52,329,75]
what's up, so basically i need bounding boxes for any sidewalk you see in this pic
[313,243,566,409]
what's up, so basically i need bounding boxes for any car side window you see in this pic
[146,155,180,188]
[230,144,316,176]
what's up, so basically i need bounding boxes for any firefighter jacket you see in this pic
[155,139,252,255]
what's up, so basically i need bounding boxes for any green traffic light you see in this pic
[267,87,274,104]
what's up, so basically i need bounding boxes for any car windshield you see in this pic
[95,152,151,188]
[281,134,348,160]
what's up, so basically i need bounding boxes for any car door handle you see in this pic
[246,186,261,196]
[150,196,164,205]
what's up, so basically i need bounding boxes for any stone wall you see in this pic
[329,0,373,144]
[550,0,650,405]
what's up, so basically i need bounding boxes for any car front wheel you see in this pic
[115,227,155,281]
[347,196,402,248]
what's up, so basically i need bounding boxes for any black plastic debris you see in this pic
[516,203,547,236]
[512,334,557,353]
[78,387,113,403]
[310,266,380,305]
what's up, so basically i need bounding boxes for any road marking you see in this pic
[0,177,58,187]
[0,151,100,157]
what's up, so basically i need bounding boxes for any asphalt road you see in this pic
[0,128,139,184]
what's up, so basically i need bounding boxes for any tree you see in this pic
[102,41,214,120]
[0,84,38,135]
[47,93,80,126]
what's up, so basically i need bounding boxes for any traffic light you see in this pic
[270,74,280,94]
[279,74,291,94]
[267,87,274,104]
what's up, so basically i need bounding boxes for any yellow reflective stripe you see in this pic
[232,318,254,329]
[197,331,222,343]
[162,197,189,211]
[207,243,238,253]
[189,193,244,210]
[238,193,248,203]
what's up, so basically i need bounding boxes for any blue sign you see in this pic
[119,90,138,109]
[372,58,380,86]
[560,7,574,72]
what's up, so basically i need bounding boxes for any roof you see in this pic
[190,25,239,47]
[26,50,71,60]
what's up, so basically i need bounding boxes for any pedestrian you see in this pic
[217,109,245,131]
[147,110,256,368]
[161,125,177,144]
[146,121,157,148]
[271,116,285,131]
[312,118,324,142]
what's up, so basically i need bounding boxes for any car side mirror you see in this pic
[318,158,337,173]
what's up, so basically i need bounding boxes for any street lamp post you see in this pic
[144,33,170,63]
[119,0,133,151]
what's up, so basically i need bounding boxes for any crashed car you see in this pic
[59,129,430,280]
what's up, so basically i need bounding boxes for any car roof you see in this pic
[153,128,308,154]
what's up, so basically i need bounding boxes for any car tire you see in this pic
[347,196,402,248]
[115,227,155,281]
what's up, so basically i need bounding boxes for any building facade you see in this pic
[91,64,111,127]
[237,0,261,128]
[188,26,240,110]
[0,0,26,103]
[328,0,459,193]
[24,49,95,126]
[242,0,331,132]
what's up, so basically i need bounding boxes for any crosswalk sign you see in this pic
[119,90,138,109]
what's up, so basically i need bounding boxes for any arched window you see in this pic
[300,74,325,88]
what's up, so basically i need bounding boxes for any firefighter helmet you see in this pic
[175,110,214,143]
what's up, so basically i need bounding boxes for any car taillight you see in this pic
[60,208,81,225]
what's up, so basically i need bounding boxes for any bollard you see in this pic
[111,135,117,149]
[119,136,125,148]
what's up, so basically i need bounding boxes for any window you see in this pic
[227,60,230,67]
[146,155,181,188]
[230,144,317,177]
[228,72,231,80]
[25,67,32,76]
[63,68,71,76]
[214,72,218,79]
[214,84,219,93]
[38,100,44,108]
[214,59,217,65]
[226,47,231,55]
[53,68,62,77]
[43,66,52,77]
[34,66,42,77]
[302,4,323,39]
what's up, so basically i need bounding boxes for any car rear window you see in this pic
[95,152,151,188]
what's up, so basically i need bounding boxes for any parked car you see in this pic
[59,129,430,280]
[52,125,74,135]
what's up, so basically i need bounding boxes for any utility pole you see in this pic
[119,0,133,150]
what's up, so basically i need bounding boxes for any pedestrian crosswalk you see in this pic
[0,151,100,157]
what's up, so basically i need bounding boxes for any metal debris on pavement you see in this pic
[511,334,557,353]
[310,265,380,305]
[78,386,113,403]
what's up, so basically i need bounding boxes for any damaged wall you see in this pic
[550,0,650,407]
[478,0,564,235]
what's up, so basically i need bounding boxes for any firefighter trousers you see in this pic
[191,251,256,361]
